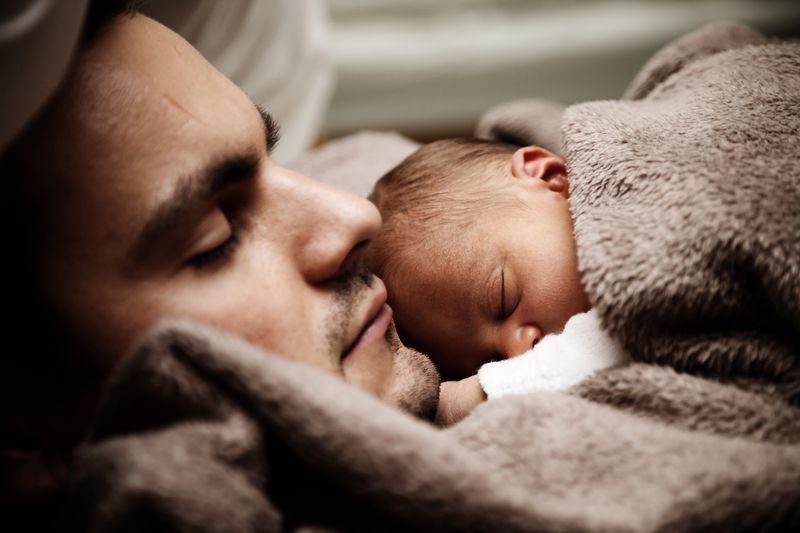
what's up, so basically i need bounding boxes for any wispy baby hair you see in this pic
[367,137,519,280]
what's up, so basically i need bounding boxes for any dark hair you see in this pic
[370,138,517,221]
[0,0,146,454]
[81,0,142,44]
[367,138,521,279]
[0,0,141,383]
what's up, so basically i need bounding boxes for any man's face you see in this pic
[15,15,437,414]
[388,176,590,379]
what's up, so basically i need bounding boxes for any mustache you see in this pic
[325,261,375,358]
[333,261,374,299]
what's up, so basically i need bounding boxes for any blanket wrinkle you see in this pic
[624,21,768,101]
[68,320,800,532]
[474,98,567,156]
[481,21,800,401]
[70,413,279,533]
[66,22,800,532]
[569,363,800,444]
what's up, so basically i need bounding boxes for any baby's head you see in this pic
[368,138,589,379]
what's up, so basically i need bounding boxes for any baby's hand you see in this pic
[435,375,487,427]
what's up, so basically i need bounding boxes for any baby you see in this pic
[367,138,628,424]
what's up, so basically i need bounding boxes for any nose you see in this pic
[280,168,382,283]
[497,323,542,359]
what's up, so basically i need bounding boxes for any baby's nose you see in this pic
[502,324,542,358]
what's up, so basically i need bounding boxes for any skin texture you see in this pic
[1,14,439,498]
[388,147,591,379]
[435,375,486,427]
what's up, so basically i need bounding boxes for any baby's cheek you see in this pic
[388,305,423,351]
[430,336,494,380]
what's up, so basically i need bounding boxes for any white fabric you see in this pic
[145,0,335,165]
[478,309,629,399]
[0,0,88,151]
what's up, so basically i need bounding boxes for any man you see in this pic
[0,2,437,516]
[3,4,799,532]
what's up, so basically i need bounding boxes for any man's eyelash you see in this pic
[189,232,240,269]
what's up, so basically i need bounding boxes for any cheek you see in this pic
[46,282,161,374]
[393,299,477,376]
[388,270,461,362]
[157,250,334,370]
[386,279,438,354]
[557,218,589,315]
[535,228,588,327]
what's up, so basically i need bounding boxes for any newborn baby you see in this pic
[367,138,628,423]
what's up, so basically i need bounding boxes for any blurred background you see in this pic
[144,0,800,163]
[325,0,800,141]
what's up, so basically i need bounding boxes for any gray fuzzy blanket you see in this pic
[479,21,800,402]
[69,321,800,532]
[68,22,800,532]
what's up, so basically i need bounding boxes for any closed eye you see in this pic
[187,172,255,271]
[188,231,241,269]
[500,267,521,318]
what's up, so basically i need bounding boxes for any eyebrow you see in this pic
[126,153,259,267]
[126,105,281,268]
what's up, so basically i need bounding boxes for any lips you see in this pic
[341,281,392,360]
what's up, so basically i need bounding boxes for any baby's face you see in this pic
[387,180,589,379]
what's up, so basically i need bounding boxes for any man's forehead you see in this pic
[89,14,207,86]
[15,14,264,244]
[54,16,255,171]
[74,15,242,130]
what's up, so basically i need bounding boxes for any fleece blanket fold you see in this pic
[567,24,800,396]
[67,22,800,532]
[482,21,800,400]
[69,321,800,532]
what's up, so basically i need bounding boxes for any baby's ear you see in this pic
[510,146,568,196]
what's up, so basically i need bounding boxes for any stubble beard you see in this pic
[324,268,440,420]
[383,322,440,421]
[324,266,374,366]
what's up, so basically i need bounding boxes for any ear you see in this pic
[510,146,569,197]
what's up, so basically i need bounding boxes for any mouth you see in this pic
[341,283,393,361]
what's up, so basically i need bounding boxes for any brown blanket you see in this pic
[67,22,800,532]
[68,321,800,532]
[480,21,800,401]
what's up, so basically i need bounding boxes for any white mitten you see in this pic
[478,309,629,399]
